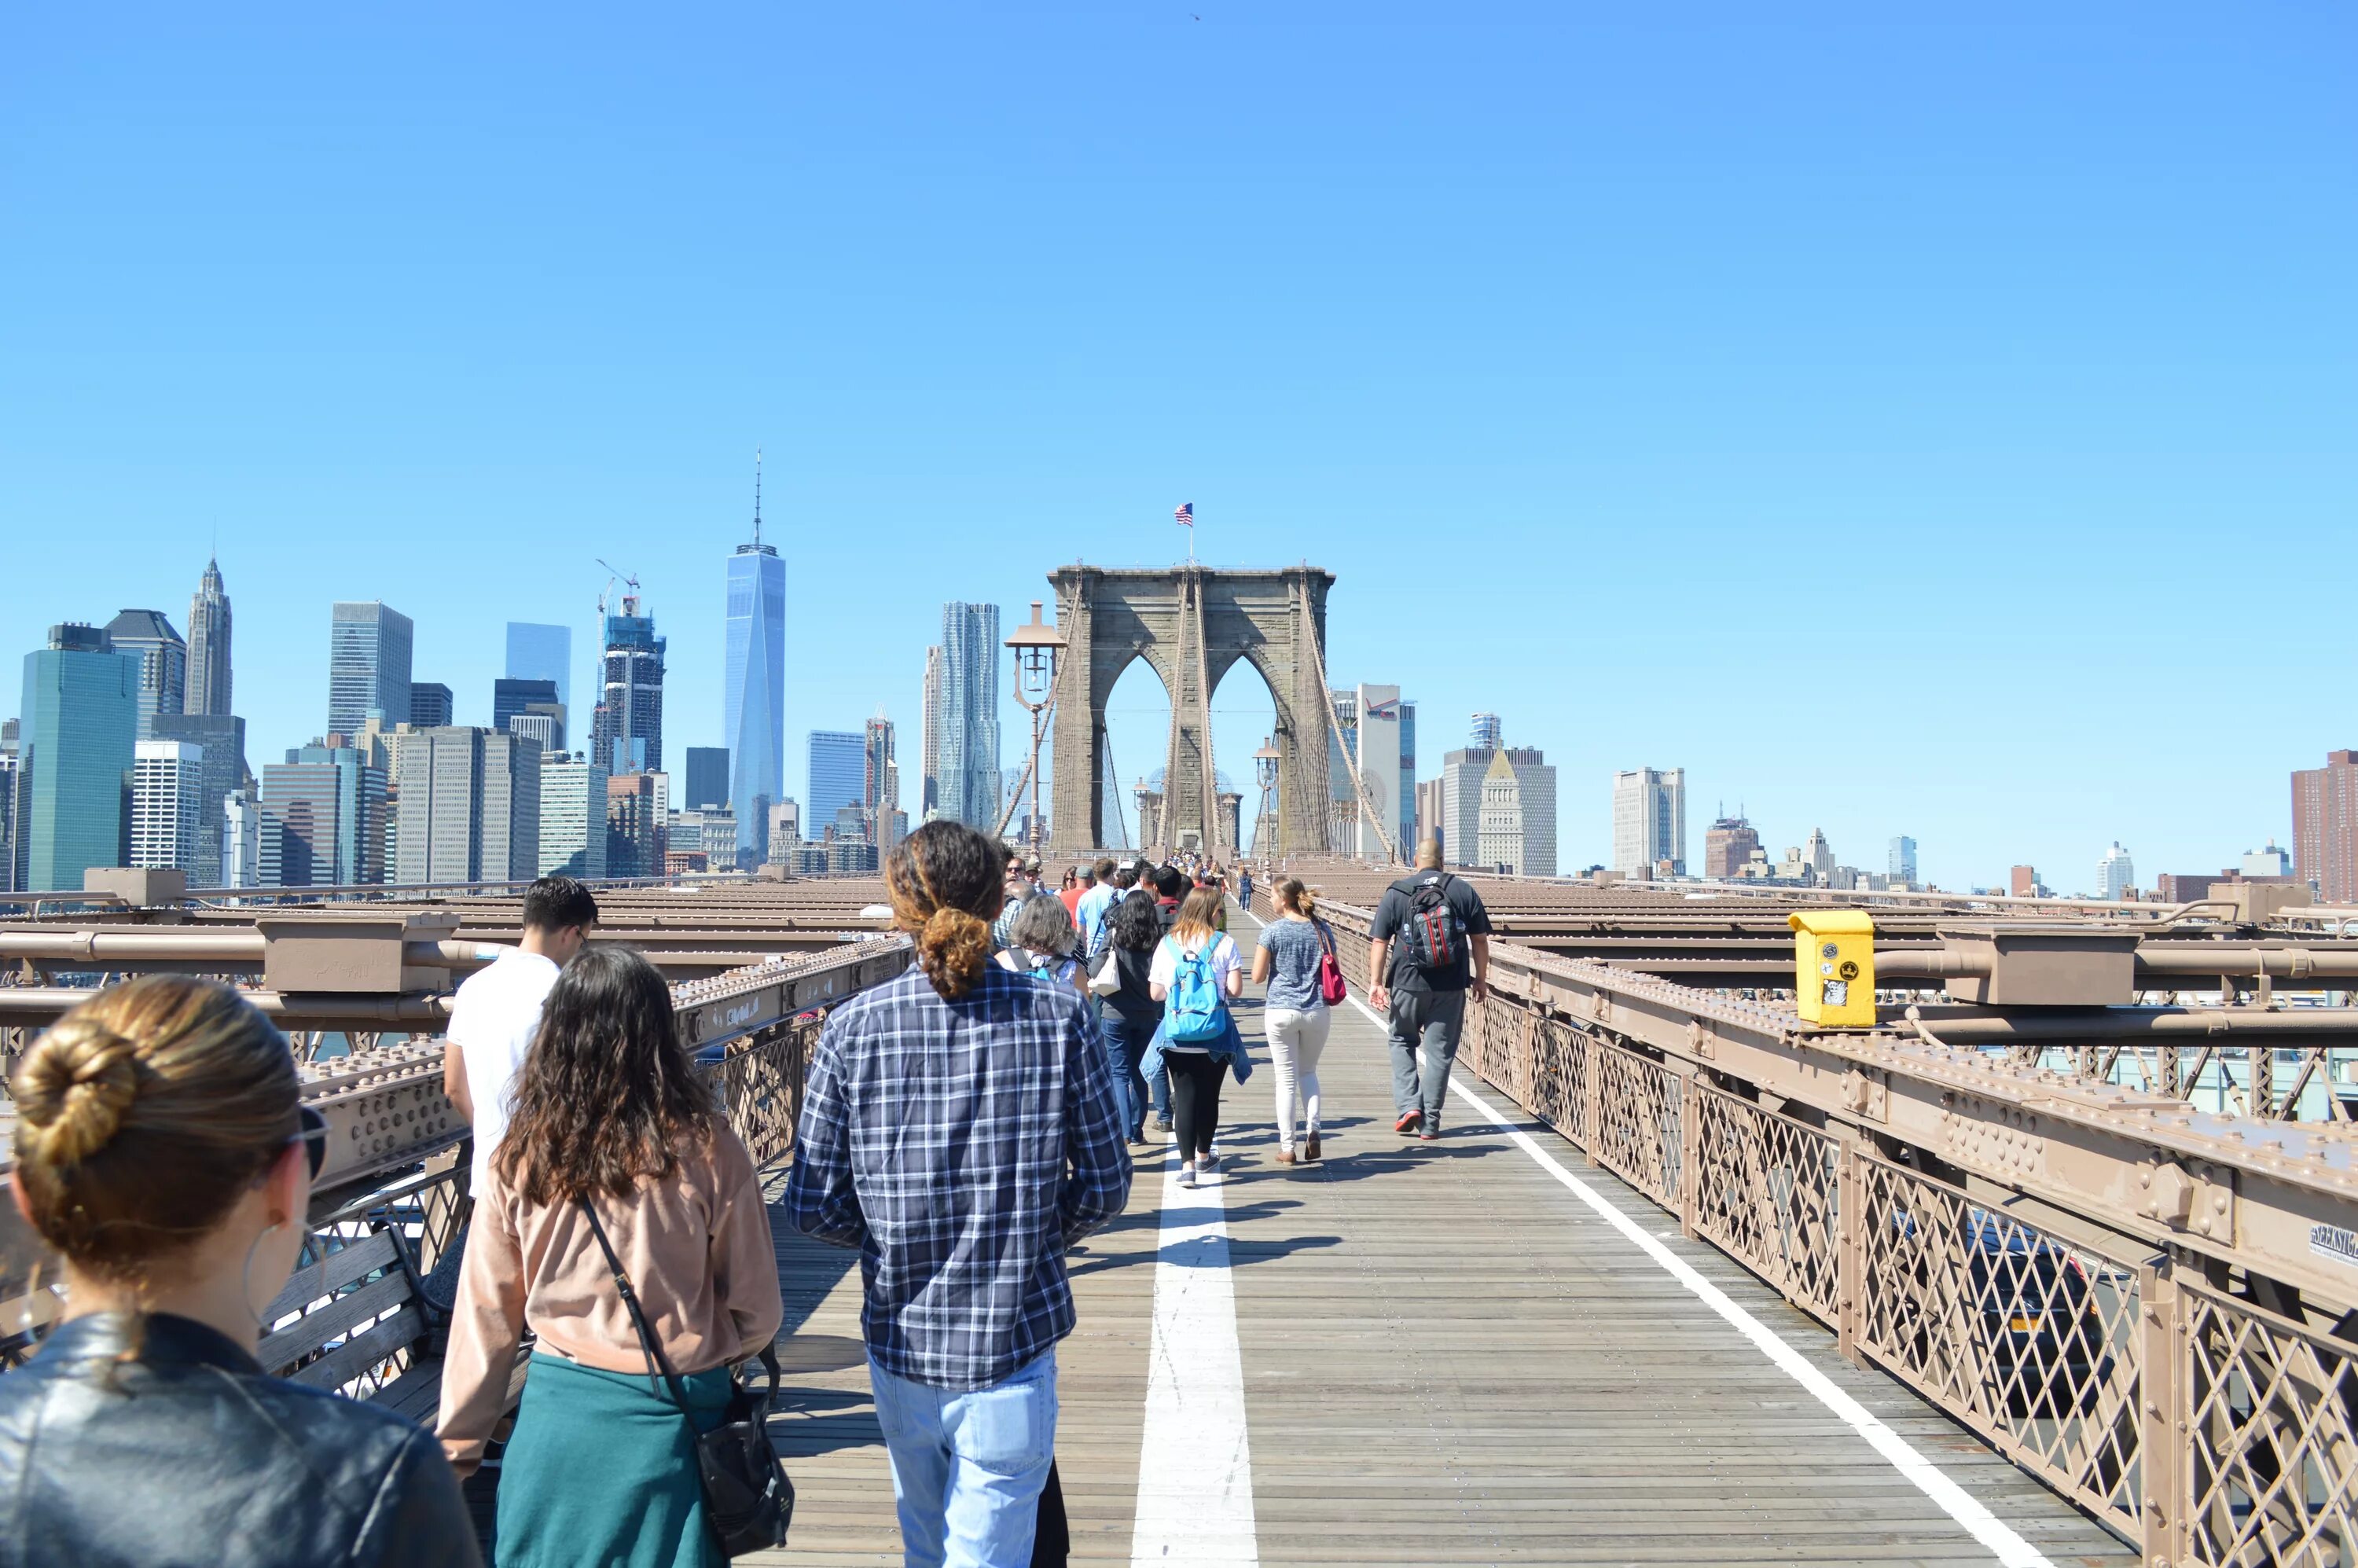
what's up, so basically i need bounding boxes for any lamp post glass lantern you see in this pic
[1005,600,1067,854]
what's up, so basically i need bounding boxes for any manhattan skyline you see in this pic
[3,5,2351,889]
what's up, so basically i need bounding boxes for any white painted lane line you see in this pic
[1339,988,2055,1568]
[1129,1146,1259,1566]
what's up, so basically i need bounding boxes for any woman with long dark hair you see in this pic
[1089,888,1165,1145]
[437,946,783,1568]
[0,978,479,1567]
[786,821,1130,1567]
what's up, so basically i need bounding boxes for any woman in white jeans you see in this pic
[1249,877,1335,1165]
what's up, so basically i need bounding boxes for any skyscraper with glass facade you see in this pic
[103,609,187,740]
[807,730,865,839]
[937,603,1001,832]
[504,622,571,715]
[725,466,785,869]
[17,626,141,891]
[152,712,246,887]
[329,601,413,737]
[684,747,730,812]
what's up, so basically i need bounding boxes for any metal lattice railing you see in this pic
[2183,1280,2358,1566]
[1298,894,2323,1556]
[1854,1153,2145,1535]
[1688,1085,1842,1321]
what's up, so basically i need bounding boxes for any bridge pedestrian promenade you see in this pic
[731,908,2133,1568]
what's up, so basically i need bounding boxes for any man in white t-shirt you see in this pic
[441,876,600,1194]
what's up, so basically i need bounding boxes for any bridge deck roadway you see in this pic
[500,907,2137,1567]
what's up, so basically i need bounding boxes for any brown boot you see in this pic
[1304,1132,1321,1162]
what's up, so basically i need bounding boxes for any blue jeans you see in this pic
[1102,1012,1157,1140]
[868,1348,1058,1568]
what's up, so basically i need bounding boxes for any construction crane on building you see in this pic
[596,559,641,619]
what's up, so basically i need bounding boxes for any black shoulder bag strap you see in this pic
[577,1197,699,1408]
[578,1197,792,1556]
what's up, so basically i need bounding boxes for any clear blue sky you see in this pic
[4,3,2350,891]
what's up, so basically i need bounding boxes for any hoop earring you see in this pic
[241,1221,285,1329]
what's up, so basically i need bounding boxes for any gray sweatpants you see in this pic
[1387,987,1467,1131]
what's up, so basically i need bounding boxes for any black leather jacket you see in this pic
[0,1313,482,1568]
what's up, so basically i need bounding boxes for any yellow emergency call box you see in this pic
[1789,910,1876,1027]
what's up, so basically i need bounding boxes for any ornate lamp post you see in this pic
[1005,601,1067,854]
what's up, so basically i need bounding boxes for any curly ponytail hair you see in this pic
[10,978,298,1284]
[887,821,1008,1000]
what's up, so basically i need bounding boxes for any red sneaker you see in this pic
[1394,1110,1423,1136]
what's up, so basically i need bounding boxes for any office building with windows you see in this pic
[538,752,609,879]
[1611,766,1686,877]
[808,730,866,839]
[408,681,454,729]
[16,625,141,892]
[1438,725,1556,876]
[935,604,1001,832]
[1889,835,1919,885]
[263,743,386,887]
[222,789,260,888]
[504,622,571,715]
[920,645,946,822]
[150,712,248,887]
[329,602,413,737]
[494,678,558,736]
[685,746,730,813]
[187,558,233,718]
[130,740,204,872]
[392,727,540,885]
[1705,814,1763,879]
[103,609,187,739]
[863,717,898,846]
[2096,841,2136,900]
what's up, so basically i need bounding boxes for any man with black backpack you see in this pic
[1367,839,1493,1141]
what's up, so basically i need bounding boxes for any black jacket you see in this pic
[0,1312,481,1568]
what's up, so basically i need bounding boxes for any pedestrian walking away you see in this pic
[1145,887,1250,1188]
[994,894,1086,993]
[1089,889,1166,1144]
[786,821,1130,1568]
[0,977,480,1568]
[1074,857,1120,956]
[1251,877,1335,1165]
[1367,840,1493,1141]
[437,946,786,1568]
[435,876,597,1300]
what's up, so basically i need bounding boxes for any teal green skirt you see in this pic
[496,1350,734,1568]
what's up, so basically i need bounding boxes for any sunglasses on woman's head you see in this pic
[292,1103,328,1181]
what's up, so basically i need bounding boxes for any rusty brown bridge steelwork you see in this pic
[2,866,2355,1565]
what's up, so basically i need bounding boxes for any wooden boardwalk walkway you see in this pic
[748,911,2136,1568]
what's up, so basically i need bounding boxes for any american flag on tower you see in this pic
[1173,501,1193,527]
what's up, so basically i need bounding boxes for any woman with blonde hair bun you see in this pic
[0,976,479,1567]
[786,821,1131,1566]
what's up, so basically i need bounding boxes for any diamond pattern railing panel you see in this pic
[1592,1040,1684,1207]
[1689,1085,1841,1322]
[2184,1280,2358,1568]
[1526,1017,1592,1150]
[1855,1153,2144,1536]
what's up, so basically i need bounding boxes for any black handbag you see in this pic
[578,1199,794,1557]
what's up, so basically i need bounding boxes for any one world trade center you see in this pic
[725,452,786,868]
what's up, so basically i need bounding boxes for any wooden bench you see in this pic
[256,1217,527,1427]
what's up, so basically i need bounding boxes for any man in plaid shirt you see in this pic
[785,820,1131,1566]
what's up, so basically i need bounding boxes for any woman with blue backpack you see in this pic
[1146,886,1248,1188]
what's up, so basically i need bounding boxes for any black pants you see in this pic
[1167,1052,1227,1159]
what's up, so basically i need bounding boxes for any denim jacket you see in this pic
[1138,1008,1255,1086]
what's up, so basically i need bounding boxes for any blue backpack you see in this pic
[1162,937,1227,1042]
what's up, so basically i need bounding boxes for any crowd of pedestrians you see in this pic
[0,836,1491,1568]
